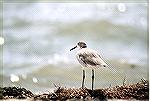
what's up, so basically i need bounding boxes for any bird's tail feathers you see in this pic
[104,61,118,73]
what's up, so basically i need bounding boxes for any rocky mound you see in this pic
[1,79,149,100]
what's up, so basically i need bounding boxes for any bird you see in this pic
[70,41,107,90]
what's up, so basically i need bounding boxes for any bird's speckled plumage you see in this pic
[76,48,107,69]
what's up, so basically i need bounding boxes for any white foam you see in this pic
[0,37,4,45]
[32,77,38,83]
[10,74,19,82]
[117,3,127,12]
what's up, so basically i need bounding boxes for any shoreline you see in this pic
[1,79,149,101]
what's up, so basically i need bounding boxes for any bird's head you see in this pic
[70,41,87,51]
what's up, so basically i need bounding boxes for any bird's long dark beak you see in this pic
[70,46,77,51]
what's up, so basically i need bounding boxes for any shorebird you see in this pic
[70,41,107,90]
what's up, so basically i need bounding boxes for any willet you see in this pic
[70,41,107,90]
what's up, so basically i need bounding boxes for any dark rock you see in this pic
[2,87,34,99]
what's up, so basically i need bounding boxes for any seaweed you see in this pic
[1,79,149,100]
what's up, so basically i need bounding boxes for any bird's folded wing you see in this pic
[77,51,104,66]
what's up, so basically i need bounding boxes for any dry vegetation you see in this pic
[1,79,149,101]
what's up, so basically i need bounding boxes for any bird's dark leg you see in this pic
[82,69,85,88]
[92,69,94,90]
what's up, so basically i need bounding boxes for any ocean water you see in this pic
[1,2,148,93]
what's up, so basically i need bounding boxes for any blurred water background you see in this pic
[1,2,148,93]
